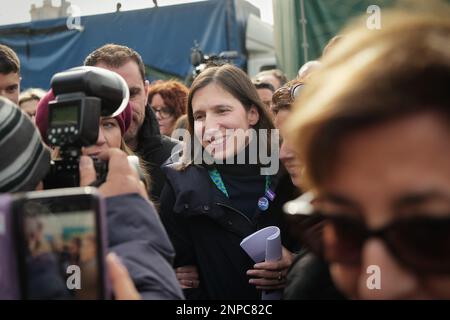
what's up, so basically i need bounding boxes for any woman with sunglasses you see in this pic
[286,3,450,299]
[160,64,296,299]
[148,80,189,137]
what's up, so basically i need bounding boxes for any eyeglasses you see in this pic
[151,106,174,119]
[299,212,450,275]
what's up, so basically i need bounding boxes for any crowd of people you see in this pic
[0,0,449,300]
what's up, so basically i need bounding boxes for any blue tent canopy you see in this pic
[0,0,258,89]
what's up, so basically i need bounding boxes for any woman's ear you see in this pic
[247,105,260,126]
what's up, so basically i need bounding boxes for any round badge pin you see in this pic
[258,197,269,211]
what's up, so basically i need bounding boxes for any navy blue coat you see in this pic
[160,164,295,300]
[106,193,184,300]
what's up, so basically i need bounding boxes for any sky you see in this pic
[0,0,274,26]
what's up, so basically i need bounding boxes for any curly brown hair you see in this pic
[147,80,189,119]
[271,78,305,114]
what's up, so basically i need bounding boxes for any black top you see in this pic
[209,146,268,219]
[283,249,346,300]
[135,106,180,201]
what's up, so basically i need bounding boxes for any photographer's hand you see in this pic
[79,149,148,200]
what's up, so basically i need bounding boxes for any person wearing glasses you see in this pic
[286,2,450,299]
[148,80,189,137]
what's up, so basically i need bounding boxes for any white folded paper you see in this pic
[240,226,282,300]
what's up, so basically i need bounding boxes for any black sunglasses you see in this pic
[299,212,450,275]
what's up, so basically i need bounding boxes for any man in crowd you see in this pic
[0,44,21,105]
[84,44,179,200]
[253,69,288,91]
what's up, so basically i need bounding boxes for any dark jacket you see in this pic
[135,106,180,201]
[106,193,184,300]
[283,249,346,300]
[159,163,297,300]
[269,170,302,252]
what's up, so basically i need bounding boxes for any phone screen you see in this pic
[16,195,104,300]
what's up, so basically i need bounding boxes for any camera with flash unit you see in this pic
[43,66,130,189]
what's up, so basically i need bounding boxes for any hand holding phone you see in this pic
[13,188,109,300]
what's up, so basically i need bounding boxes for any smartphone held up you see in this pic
[0,187,109,300]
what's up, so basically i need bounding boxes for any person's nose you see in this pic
[203,114,222,137]
[195,112,222,142]
[280,141,294,162]
[155,109,163,120]
[0,90,11,101]
[96,126,107,146]
[357,239,419,299]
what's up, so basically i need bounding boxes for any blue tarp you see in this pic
[0,0,258,89]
